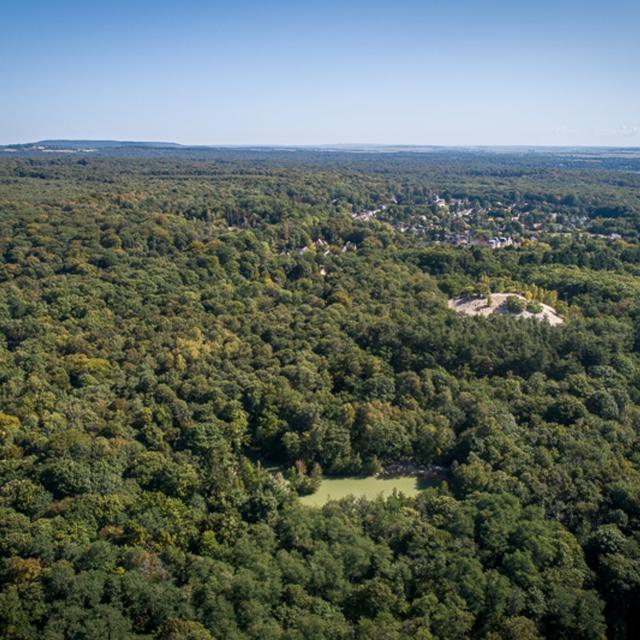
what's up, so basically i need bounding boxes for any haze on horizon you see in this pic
[2,0,639,147]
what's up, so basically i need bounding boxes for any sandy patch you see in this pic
[448,293,564,326]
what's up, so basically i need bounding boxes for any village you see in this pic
[277,189,627,262]
[346,191,628,248]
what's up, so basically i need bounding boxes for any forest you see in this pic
[0,151,639,639]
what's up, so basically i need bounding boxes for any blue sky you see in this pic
[1,0,639,145]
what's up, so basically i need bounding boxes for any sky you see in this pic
[1,0,639,146]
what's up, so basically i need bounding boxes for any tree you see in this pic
[504,296,526,314]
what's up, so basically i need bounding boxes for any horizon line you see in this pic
[3,139,640,151]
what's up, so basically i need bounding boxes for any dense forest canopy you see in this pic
[1,151,640,639]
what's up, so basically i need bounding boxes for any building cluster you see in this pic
[323,192,629,253]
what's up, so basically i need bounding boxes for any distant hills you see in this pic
[0,140,184,152]
[36,140,184,149]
